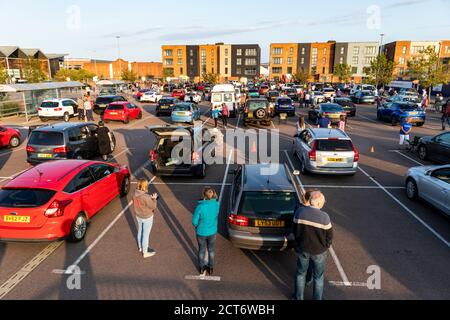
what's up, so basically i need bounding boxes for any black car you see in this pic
[266,90,280,102]
[27,122,116,165]
[148,125,214,178]
[285,88,298,101]
[417,132,450,164]
[94,95,127,115]
[156,97,180,117]
[227,164,301,251]
[244,98,272,127]
[334,97,356,117]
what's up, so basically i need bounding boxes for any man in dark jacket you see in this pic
[292,191,333,300]
[97,121,113,161]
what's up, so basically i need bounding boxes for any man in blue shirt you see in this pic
[318,116,331,129]
[399,118,413,148]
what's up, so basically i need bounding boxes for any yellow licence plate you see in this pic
[4,216,31,223]
[37,154,53,159]
[110,112,118,115]
[247,113,253,119]
[328,158,344,162]
[161,106,168,109]
[255,220,285,228]
[409,112,418,115]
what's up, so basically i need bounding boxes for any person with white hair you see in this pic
[292,191,333,300]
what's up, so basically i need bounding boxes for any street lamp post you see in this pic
[379,33,385,55]
[116,36,122,79]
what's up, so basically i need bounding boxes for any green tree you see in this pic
[407,46,450,98]
[292,69,310,84]
[363,54,396,87]
[333,64,352,83]
[0,64,7,84]
[163,68,174,78]
[54,69,95,82]
[202,73,218,84]
[22,58,48,83]
[121,69,137,82]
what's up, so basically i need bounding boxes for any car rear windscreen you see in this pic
[29,131,64,146]
[268,92,279,96]
[41,102,59,108]
[322,105,344,113]
[96,97,115,104]
[160,99,173,105]
[316,140,353,152]
[0,189,56,208]
[248,101,267,111]
[107,105,124,110]
[239,192,298,216]
[173,105,191,111]
[278,99,292,105]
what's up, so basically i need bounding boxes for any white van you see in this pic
[350,84,377,96]
[211,84,238,118]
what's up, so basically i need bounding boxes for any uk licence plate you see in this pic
[4,216,31,223]
[110,112,118,115]
[255,220,285,228]
[409,112,418,115]
[37,154,53,159]
[161,106,168,109]
[327,158,344,162]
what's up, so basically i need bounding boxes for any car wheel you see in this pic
[156,112,160,117]
[9,136,20,148]
[418,145,428,160]
[63,112,70,122]
[40,117,48,122]
[377,111,382,120]
[391,117,397,126]
[406,178,419,200]
[137,112,143,120]
[120,175,131,197]
[75,153,83,160]
[124,117,130,124]
[68,213,88,242]
[416,122,424,127]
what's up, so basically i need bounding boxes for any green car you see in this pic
[248,88,260,98]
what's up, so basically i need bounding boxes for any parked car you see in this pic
[308,103,346,125]
[38,99,79,122]
[26,122,116,164]
[148,125,213,178]
[405,165,450,216]
[387,95,421,108]
[140,91,163,103]
[103,102,142,124]
[350,84,377,96]
[334,97,356,117]
[293,128,359,175]
[0,160,130,242]
[266,90,281,102]
[311,91,325,106]
[322,88,336,100]
[248,88,260,99]
[184,92,202,104]
[99,88,117,96]
[172,89,186,101]
[417,132,450,164]
[274,97,295,117]
[227,164,301,250]
[244,98,272,127]
[259,85,270,96]
[94,95,127,115]
[377,102,426,126]
[171,103,201,125]
[136,88,151,101]
[0,126,21,149]
[285,88,298,101]
[351,90,376,104]
[156,97,180,117]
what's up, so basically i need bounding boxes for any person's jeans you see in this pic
[197,235,216,270]
[222,116,228,128]
[78,109,85,121]
[294,251,327,300]
[136,216,154,253]
[86,109,95,121]
[442,115,449,130]
[213,118,218,128]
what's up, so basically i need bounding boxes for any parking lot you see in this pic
[0,98,449,300]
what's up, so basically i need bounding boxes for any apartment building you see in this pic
[162,45,188,79]
[334,42,379,82]
[231,44,260,80]
[269,43,299,80]
[440,40,450,66]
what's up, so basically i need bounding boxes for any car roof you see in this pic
[276,97,292,101]
[309,128,350,139]
[243,165,295,192]
[335,97,351,101]
[32,122,97,132]
[320,103,343,108]
[97,95,122,98]
[247,98,268,102]
[42,98,73,102]
[4,160,96,190]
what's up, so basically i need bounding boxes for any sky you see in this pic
[1,0,449,63]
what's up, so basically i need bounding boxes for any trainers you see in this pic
[143,252,156,258]
[207,267,214,276]
[199,267,207,277]
[139,248,142,253]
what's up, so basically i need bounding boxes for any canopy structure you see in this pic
[96,80,126,86]
[0,81,84,93]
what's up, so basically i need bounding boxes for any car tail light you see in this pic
[45,199,73,218]
[38,107,42,111]
[54,108,62,111]
[228,214,249,227]
[244,106,249,113]
[352,143,360,162]
[170,104,175,107]
[309,141,317,161]
[53,147,68,153]
[150,150,157,162]
[26,146,35,153]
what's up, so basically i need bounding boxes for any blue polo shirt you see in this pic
[318,117,331,128]
[400,122,413,135]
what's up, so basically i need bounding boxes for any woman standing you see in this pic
[97,121,113,161]
[221,103,229,129]
[296,116,306,134]
[192,187,220,276]
[338,115,347,132]
[133,180,158,259]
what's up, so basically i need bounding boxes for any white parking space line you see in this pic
[0,241,63,299]
[109,148,130,161]
[358,166,450,248]
[219,150,234,204]
[132,182,232,186]
[0,168,30,183]
[390,150,425,166]
[283,150,352,287]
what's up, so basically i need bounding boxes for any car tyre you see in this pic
[406,178,419,200]
[196,164,206,179]
[124,117,130,124]
[75,153,83,160]
[391,117,397,126]
[9,136,20,148]
[416,122,424,127]
[120,175,131,197]
[137,112,143,120]
[63,112,70,122]
[68,213,88,242]
[418,145,428,161]
[40,117,48,122]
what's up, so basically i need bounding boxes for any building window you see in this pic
[365,46,377,55]
[287,57,293,65]
[301,47,305,55]
[287,67,293,74]
[272,67,282,74]
[177,49,182,57]
[225,58,229,66]
[190,59,194,66]
[164,59,173,66]
[411,46,425,54]
[398,68,405,76]
[190,49,194,57]
[353,47,360,55]
[352,67,358,74]
[365,57,375,64]
[340,47,345,54]
[225,67,229,74]
[201,49,206,73]
[225,48,229,56]
[244,68,257,76]
[180,67,183,74]
[245,58,256,66]
[164,49,173,56]
[237,58,242,66]
[290,47,294,55]
[301,57,305,64]
[402,46,407,54]
[322,57,326,64]
[311,48,318,67]
[245,48,257,56]
[273,57,283,65]
[352,56,359,65]
[445,46,450,54]
[178,58,183,66]
[323,48,327,55]
[237,49,242,56]
[236,67,242,74]
[339,57,344,64]
[273,47,283,55]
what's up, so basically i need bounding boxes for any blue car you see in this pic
[274,97,295,116]
[377,102,426,126]
[171,103,201,125]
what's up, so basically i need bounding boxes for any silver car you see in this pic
[293,128,359,175]
[405,165,450,216]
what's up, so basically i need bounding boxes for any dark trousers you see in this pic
[86,110,94,121]
[78,109,85,121]
[213,118,218,128]
[197,235,216,270]
[222,116,228,127]
[442,114,450,130]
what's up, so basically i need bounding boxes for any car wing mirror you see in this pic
[425,170,432,176]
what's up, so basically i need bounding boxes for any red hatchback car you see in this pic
[0,125,21,149]
[103,102,143,124]
[0,160,130,242]
[172,89,186,101]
